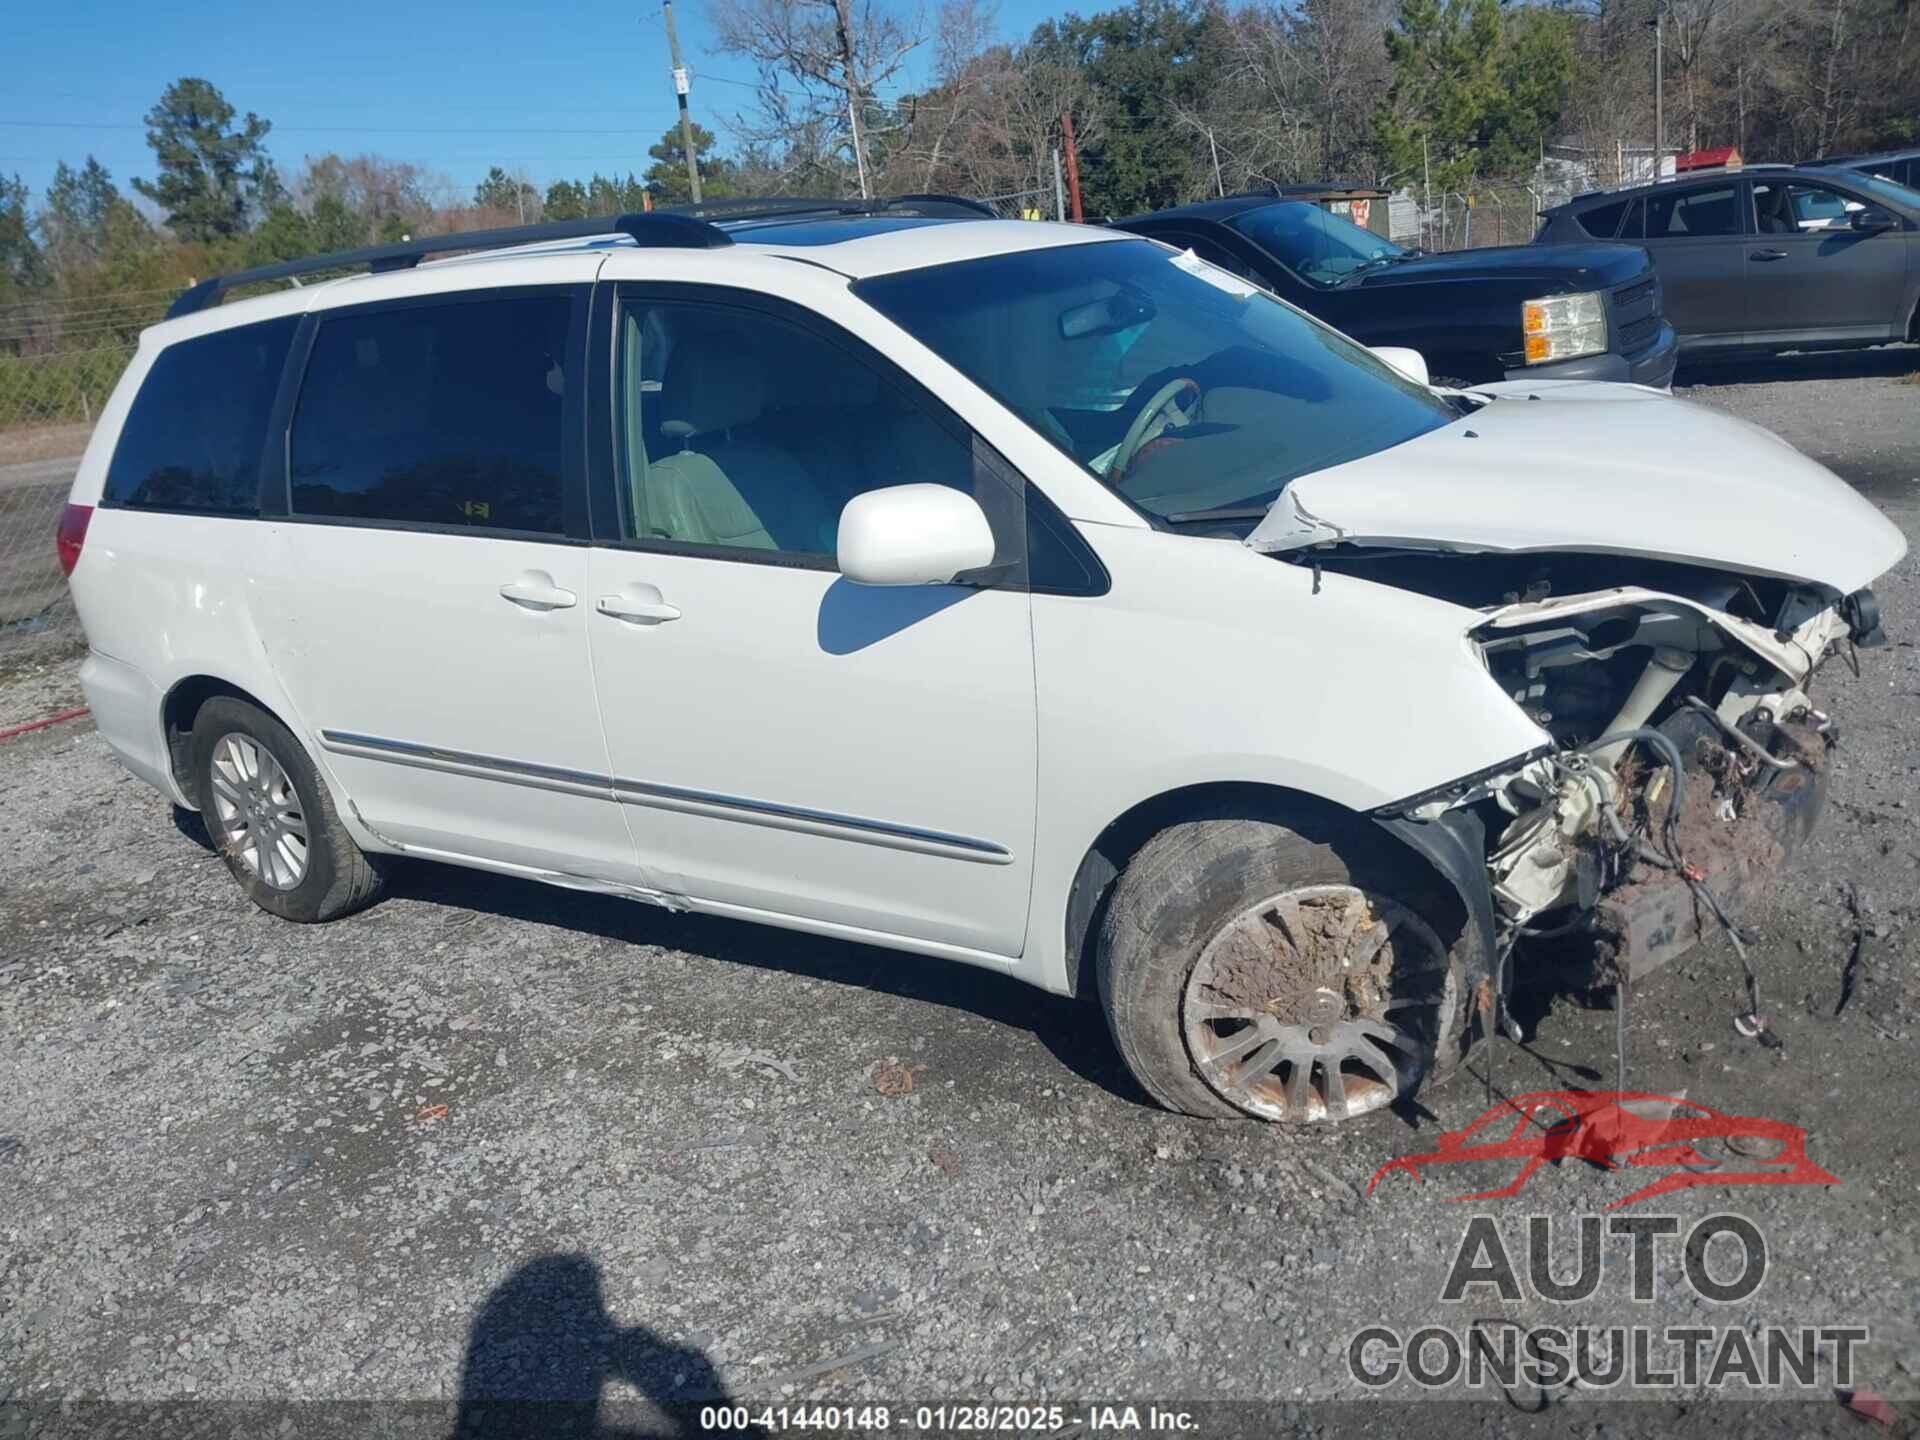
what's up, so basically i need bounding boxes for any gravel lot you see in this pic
[3,354,1918,1437]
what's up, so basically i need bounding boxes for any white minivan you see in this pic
[59,199,1903,1128]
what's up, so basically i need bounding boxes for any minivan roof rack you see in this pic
[664,193,995,223]
[165,211,732,320]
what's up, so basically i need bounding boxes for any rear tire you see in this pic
[190,696,384,922]
[1095,812,1477,1123]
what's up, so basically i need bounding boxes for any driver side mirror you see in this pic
[1851,206,1898,234]
[838,484,997,587]
[1370,346,1431,387]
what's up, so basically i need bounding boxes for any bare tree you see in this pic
[293,153,448,233]
[880,0,998,192]
[878,40,1102,206]
[1665,0,1723,151]
[710,0,930,195]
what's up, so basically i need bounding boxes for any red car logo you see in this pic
[1369,1090,1840,1210]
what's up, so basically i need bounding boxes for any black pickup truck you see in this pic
[1111,192,1677,388]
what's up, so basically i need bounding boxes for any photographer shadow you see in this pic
[453,1253,764,1440]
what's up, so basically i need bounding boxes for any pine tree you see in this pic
[132,79,278,241]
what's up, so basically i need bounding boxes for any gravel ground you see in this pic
[2,358,1917,1437]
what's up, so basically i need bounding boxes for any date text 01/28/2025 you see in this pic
[699,1404,1201,1432]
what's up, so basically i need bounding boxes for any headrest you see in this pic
[662,324,766,437]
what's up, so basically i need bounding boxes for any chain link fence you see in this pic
[0,288,173,661]
[1417,180,1552,253]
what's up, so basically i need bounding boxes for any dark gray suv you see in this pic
[1535,164,1919,360]
[1824,147,1920,191]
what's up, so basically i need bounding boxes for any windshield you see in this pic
[853,238,1457,523]
[1227,201,1404,285]
[1846,171,1920,214]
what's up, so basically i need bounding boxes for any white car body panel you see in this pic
[250,525,641,884]
[586,549,1038,955]
[740,217,1129,278]
[1247,381,1907,592]
[1012,523,1552,991]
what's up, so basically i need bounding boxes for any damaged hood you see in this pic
[1245,381,1906,594]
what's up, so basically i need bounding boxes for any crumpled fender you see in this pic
[1376,806,1498,994]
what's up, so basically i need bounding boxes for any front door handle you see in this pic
[597,585,682,625]
[498,572,577,610]
[1749,248,1789,261]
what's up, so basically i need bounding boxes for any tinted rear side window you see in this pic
[1645,185,1742,237]
[1575,198,1628,238]
[104,316,296,514]
[290,294,572,535]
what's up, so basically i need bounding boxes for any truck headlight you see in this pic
[1522,291,1607,364]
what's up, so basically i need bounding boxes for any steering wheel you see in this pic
[1112,378,1202,481]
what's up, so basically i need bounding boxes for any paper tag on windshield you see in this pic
[1171,247,1258,299]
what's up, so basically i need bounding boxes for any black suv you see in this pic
[1535,164,1920,359]
[1111,193,1676,388]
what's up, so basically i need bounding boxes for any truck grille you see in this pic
[1609,275,1664,354]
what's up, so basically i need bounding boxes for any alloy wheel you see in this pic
[1181,884,1457,1123]
[207,732,310,890]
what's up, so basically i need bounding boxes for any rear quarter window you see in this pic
[103,316,297,514]
[1574,198,1629,238]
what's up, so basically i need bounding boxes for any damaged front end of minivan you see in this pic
[1370,566,1883,1015]
[1238,382,1905,1026]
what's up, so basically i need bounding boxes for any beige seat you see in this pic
[644,328,777,549]
[643,324,838,553]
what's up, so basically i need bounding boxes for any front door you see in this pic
[254,279,640,884]
[582,288,1039,955]
[1635,182,1750,345]
[1746,178,1909,340]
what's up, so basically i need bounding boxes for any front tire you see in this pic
[1095,812,1476,1123]
[191,696,385,922]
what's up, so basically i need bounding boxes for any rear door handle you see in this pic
[1749,248,1789,261]
[597,585,682,625]
[498,572,577,610]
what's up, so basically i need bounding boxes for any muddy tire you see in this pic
[1095,811,1477,1123]
[190,696,385,923]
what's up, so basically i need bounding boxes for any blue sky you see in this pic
[5,0,1062,209]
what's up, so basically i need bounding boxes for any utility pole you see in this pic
[1652,0,1665,172]
[1060,111,1084,222]
[663,0,703,204]
[833,0,871,199]
[1052,147,1067,222]
[1422,134,1432,248]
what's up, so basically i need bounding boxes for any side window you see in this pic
[103,316,296,514]
[613,300,1018,569]
[1644,185,1741,238]
[1575,198,1629,238]
[290,293,572,536]
[1754,180,1858,233]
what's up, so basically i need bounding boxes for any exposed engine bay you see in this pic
[1324,546,1884,1006]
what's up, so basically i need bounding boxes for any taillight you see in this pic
[56,503,92,577]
